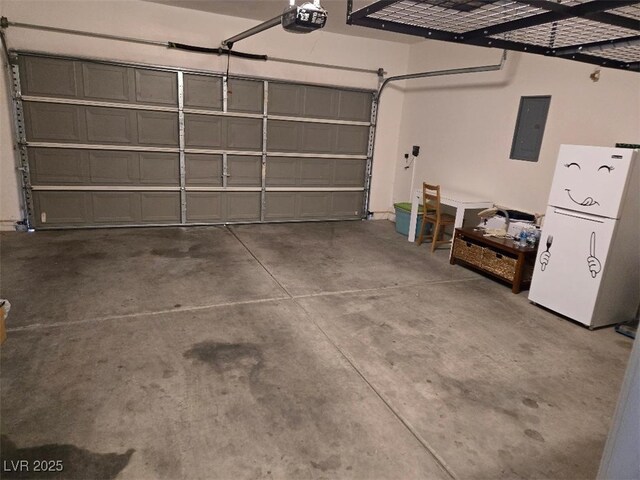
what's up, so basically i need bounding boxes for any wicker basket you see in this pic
[481,248,517,280]
[453,238,483,266]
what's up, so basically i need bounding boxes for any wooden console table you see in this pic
[450,227,538,294]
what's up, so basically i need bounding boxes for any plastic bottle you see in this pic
[526,227,537,248]
[518,228,528,247]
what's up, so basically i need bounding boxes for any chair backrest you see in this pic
[422,182,442,217]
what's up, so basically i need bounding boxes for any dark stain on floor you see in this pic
[80,251,109,261]
[183,341,263,376]
[310,454,341,472]
[615,340,632,350]
[524,429,545,443]
[522,397,539,409]
[150,244,213,259]
[0,435,134,479]
[438,375,519,419]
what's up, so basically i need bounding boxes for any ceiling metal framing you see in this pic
[347,0,640,72]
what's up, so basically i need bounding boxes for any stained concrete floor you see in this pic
[0,220,632,480]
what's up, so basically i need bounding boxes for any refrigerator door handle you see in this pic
[553,207,604,223]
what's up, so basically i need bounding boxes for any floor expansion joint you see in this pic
[230,226,458,480]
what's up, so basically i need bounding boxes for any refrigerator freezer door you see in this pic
[547,145,635,219]
[529,206,616,326]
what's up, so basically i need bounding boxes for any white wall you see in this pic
[3,1,638,228]
[0,0,411,228]
[393,40,640,215]
[0,42,22,230]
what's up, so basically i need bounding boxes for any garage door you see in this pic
[13,53,374,229]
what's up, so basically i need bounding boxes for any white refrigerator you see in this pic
[529,145,639,329]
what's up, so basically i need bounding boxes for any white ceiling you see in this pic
[142,0,419,44]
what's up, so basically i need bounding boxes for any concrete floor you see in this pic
[0,221,632,480]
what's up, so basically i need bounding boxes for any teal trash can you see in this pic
[394,202,430,237]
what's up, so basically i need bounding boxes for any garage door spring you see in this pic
[167,42,267,61]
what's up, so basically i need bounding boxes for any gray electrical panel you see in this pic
[510,95,551,162]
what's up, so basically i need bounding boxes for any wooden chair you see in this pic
[417,183,456,252]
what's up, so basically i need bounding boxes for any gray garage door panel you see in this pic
[227,79,263,113]
[227,192,261,221]
[28,148,179,185]
[33,191,180,227]
[139,153,180,184]
[20,57,178,107]
[265,191,362,220]
[335,125,369,155]
[268,82,371,122]
[186,192,224,222]
[134,69,177,106]
[28,148,86,184]
[303,86,339,119]
[184,74,222,110]
[88,150,137,184]
[25,102,83,142]
[265,157,298,186]
[185,114,224,148]
[92,192,141,224]
[267,120,300,152]
[186,192,260,222]
[267,121,368,155]
[266,157,366,187]
[264,192,297,220]
[20,57,78,98]
[332,191,363,217]
[33,191,89,226]
[81,63,130,102]
[136,111,179,146]
[140,193,181,222]
[226,117,262,151]
[337,90,372,122]
[299,192,331,218]
[84,108,177,146]
[25,103,178,147]
[265,192,331,219]
[185,154,222,186]
[227,156,262,187]
[184,115,261,151]
[299,158,332,186]
[301,123,335,154]
[267,83,301,117]
[334,159,367,186]
[86,107,133,144]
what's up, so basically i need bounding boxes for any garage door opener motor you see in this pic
[221,0,327,50]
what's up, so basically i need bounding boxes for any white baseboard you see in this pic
[0,220,19,232]
[368,211,395,221]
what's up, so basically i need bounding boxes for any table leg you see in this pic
[512,253,525,294]
[450,231,458,265]
[408,189,420,242]
[447,206,466,258]
[454,206,465,229]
